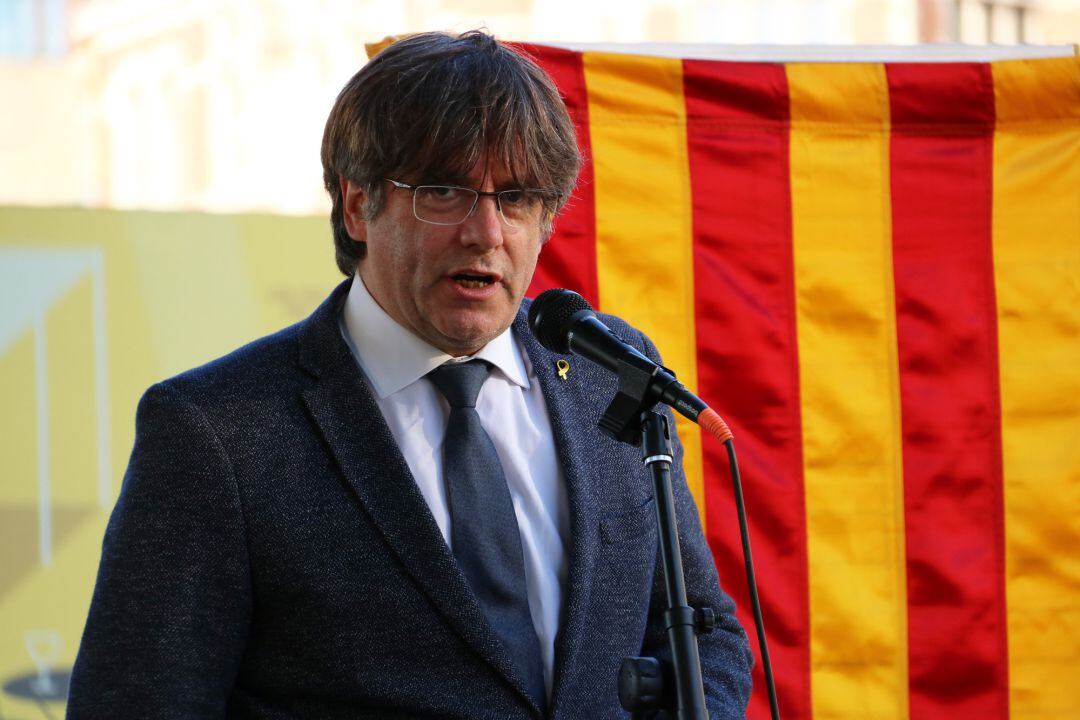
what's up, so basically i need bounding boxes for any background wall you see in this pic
[0,206,338,718]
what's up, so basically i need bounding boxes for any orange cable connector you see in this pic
[698,407,733,444]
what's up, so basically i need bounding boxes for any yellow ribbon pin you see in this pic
[556,359,570,381]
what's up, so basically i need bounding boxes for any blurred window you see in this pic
[0,0,67,59]
[954,0,1030,43]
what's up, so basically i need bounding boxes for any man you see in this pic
[68,31,752,719]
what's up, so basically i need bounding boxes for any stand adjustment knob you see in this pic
[694,606,716,635]
[618,656,667,713]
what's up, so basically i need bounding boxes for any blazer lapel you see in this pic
[513,309,605,716]
[296,281,541,715]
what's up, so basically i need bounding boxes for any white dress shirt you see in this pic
[339,274,569,697]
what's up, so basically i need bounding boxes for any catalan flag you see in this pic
[522,44,1080,720]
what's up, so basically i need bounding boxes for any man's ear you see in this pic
[339,176,367,242]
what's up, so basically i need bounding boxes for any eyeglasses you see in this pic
[385,179,553,229]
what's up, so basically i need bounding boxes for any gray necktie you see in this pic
[428,360,547,710]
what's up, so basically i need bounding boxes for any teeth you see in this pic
[453,274,493,289]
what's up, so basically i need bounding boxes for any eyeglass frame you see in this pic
[384,178,556,229]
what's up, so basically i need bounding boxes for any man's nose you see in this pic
[460,194,505,249]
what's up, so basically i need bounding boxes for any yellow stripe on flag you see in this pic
[787,63,909,720]
[582,52,705,520]
[993,57,1080,720]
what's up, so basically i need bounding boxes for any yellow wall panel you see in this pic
[0,330,37,505]
[47,277,99,506]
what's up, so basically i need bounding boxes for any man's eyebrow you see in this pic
[418,173,470,186]
[420,175,532,191]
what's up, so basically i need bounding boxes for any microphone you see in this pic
[528,289,731,443]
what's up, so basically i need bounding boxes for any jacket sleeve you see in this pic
[67,382,252,719]
[635,331,755,720]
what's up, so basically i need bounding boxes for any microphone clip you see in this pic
[598,354,679,446]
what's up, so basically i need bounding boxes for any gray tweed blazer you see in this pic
[68,279,752,719]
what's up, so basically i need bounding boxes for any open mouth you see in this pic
[452,273,495,289]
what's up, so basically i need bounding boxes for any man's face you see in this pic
[345,160,543,356]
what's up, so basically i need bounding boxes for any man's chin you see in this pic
[429,315,514,357]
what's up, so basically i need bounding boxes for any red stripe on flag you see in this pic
[518,44,599,307]
[887,62,1009,720]
[684,59,809,720]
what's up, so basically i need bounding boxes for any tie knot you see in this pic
[428,359,492,409]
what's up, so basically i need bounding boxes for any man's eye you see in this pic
[499,190,528,206]
[418,186,465,203]
[424,186,458,198]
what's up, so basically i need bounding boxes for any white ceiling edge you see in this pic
[543,42,1077,63]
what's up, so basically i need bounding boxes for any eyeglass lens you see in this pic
[413,186,541,227]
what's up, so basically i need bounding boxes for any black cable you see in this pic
[725,439,781,720]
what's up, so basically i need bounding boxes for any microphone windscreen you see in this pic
[528,288,593,353]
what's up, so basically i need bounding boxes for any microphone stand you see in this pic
[601,358,712,719]
[620,411,712,720]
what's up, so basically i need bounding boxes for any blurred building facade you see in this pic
[1,0,1077,215]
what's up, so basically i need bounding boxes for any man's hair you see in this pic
[321,30,582,276]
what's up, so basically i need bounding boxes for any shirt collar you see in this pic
[341,273,530,399]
